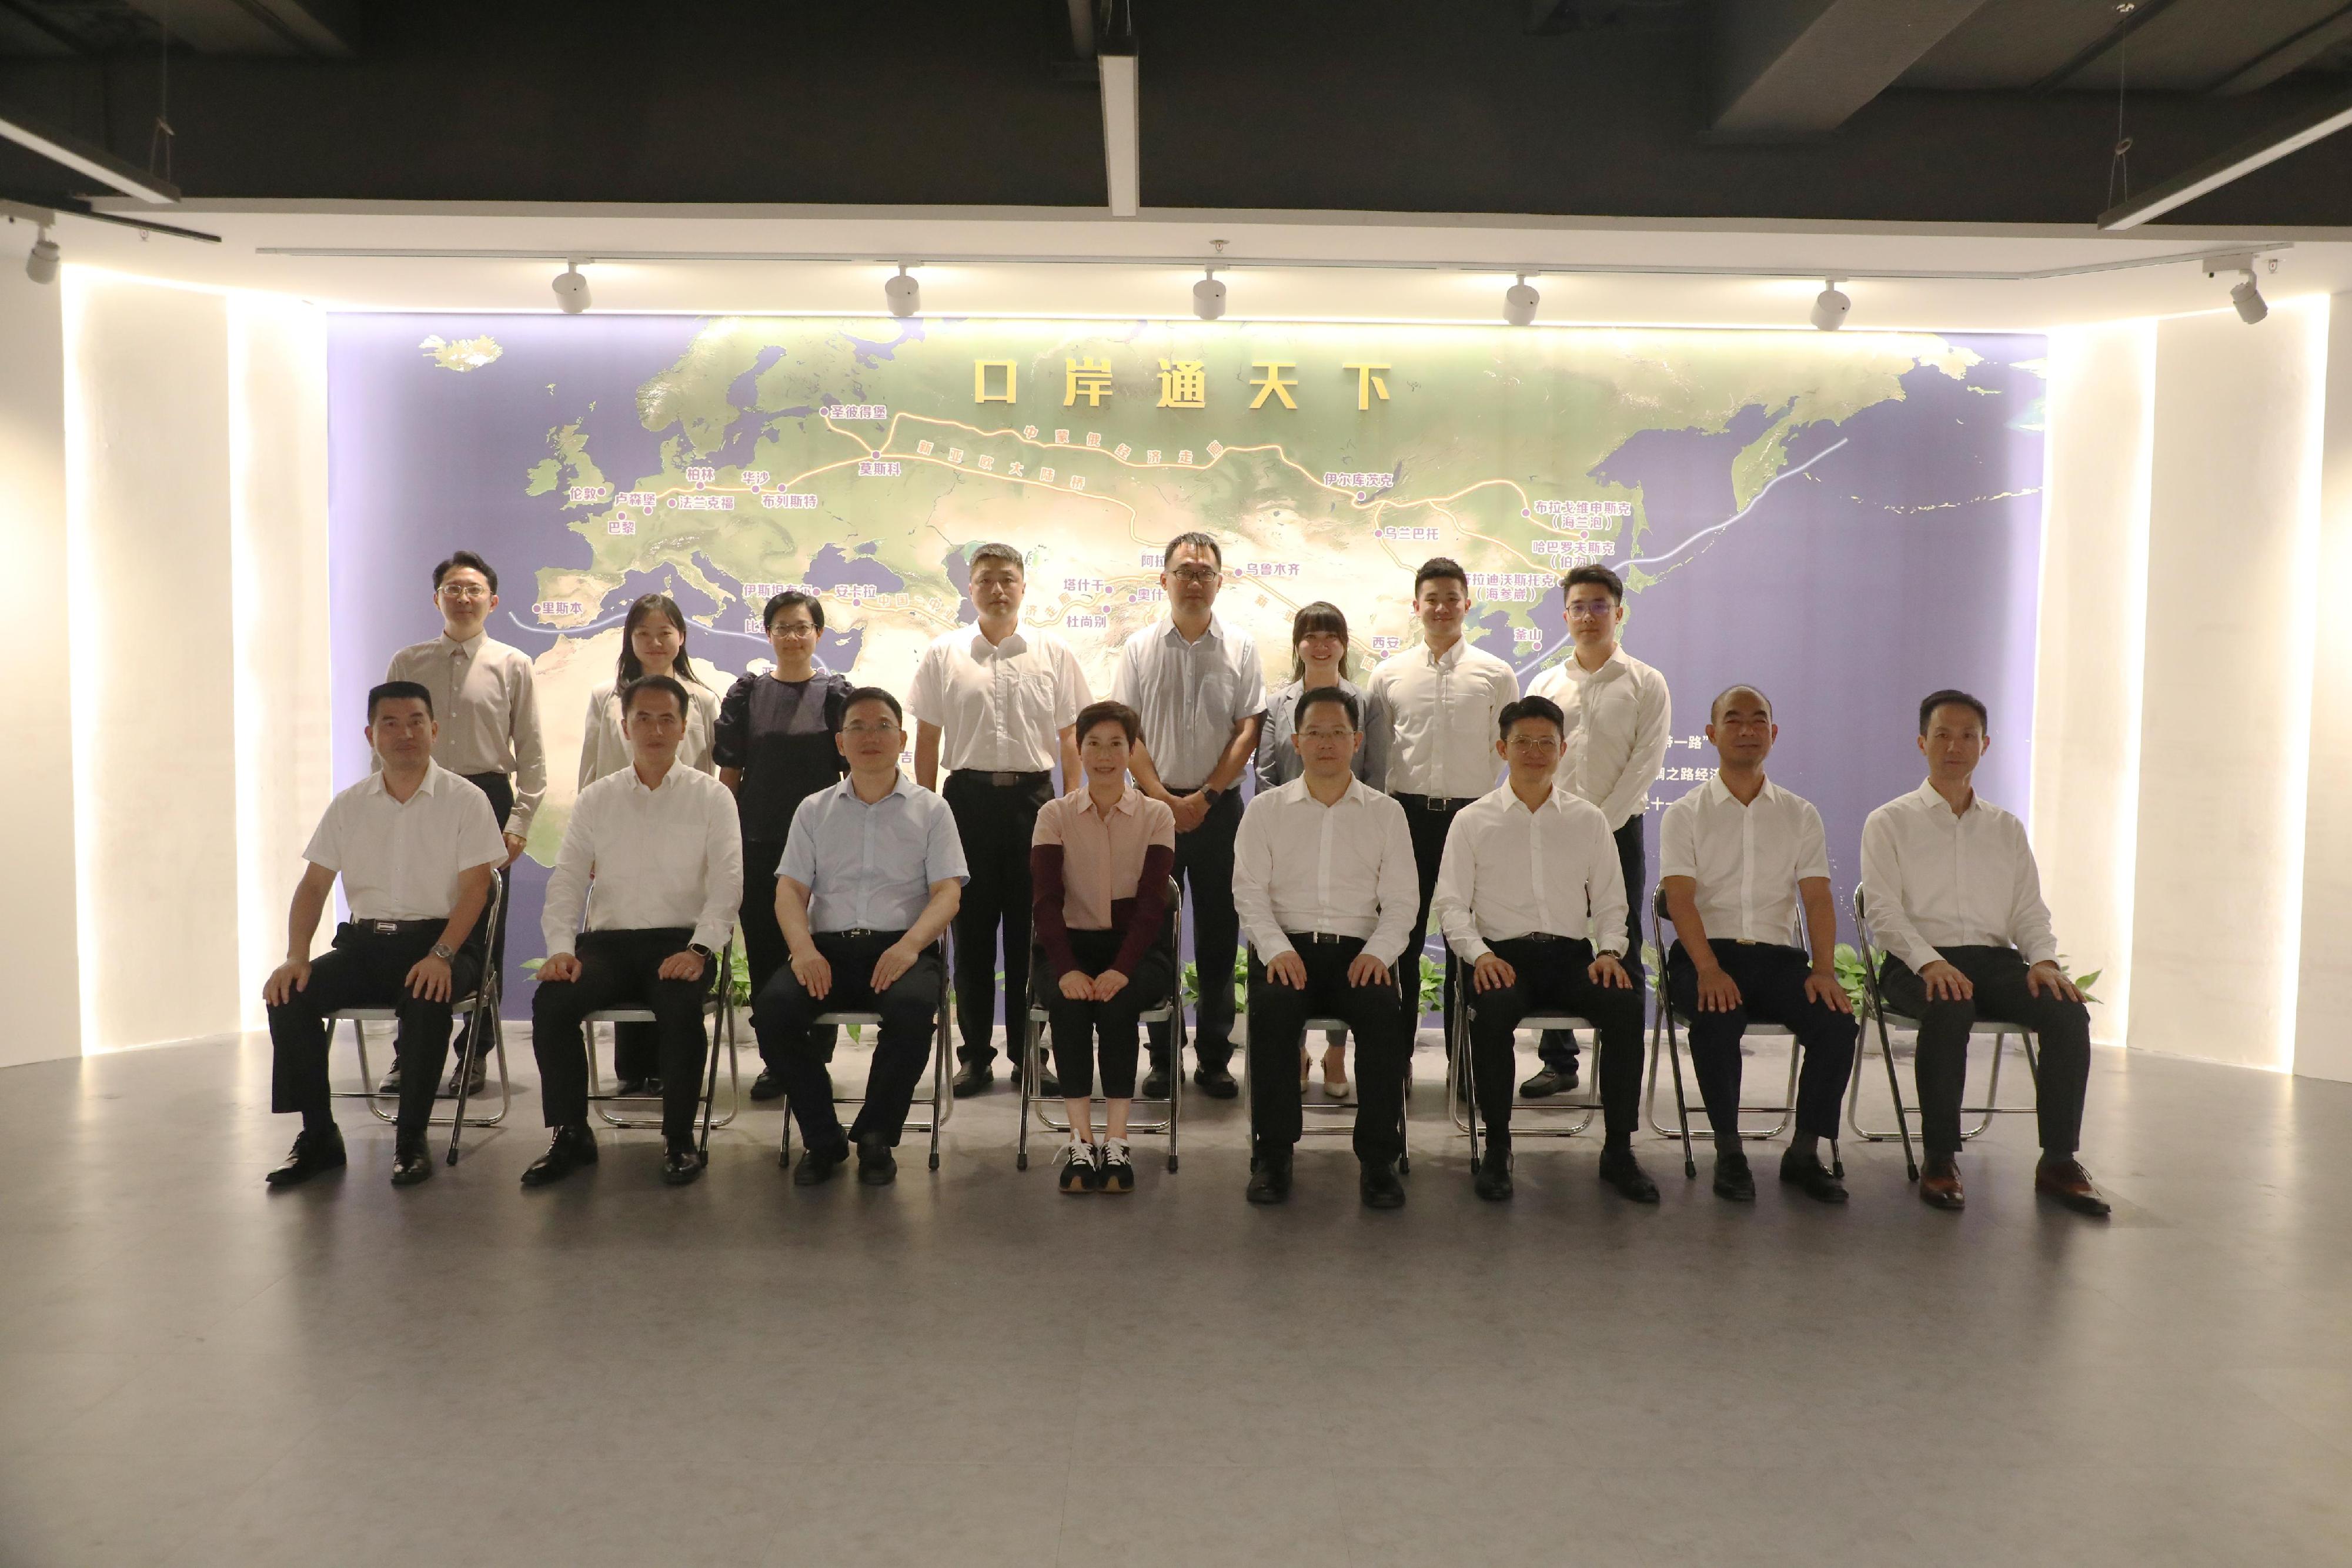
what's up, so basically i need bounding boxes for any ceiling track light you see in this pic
[884,263,921,318]
[1810,279,1850,331]
[1502,272,1540,327]
[552,256,590,314]
[1192,267,1226,320]
[2206,251,2270,325]
[25,224,59,286]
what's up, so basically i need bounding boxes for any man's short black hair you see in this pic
[622,673,689,720]
[1414,556,1469,594]
[1498,694,1564,739]
[763,589,824,633]
[1294,686,1361,730]
[1075,700,1141,746]
[431,550,498,594]
[843,686,904,726]
[1919,688,1989,735]
[968,541,1025,575]
[367,680,435,721]
[1562,564,1623,604]
[1162,530,1222,567]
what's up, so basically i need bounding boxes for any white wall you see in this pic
[2298,298,2352,1082]
[0,265,82,1068]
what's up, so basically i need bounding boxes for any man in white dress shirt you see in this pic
[1523,564,1671,1099]
[262,681,507,1189]
[1112,531,1265,1101]
[1859,690,2107,1216]
[1658,686,1853,1205]
[1234,688,1421,1209]
[383,550,546,1095]
[910,542,1091,1099]
[1364,558,1519,1053]
[523,676,743,1189]
[1432,695,1653,1203]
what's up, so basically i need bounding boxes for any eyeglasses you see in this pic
[770,622,818,638]
[1565,600,1617,618]
[1298,727,1357,742]
[1168,566,1220,584]
[842,721,901,737]
[437,583,490,601]
[1505,735,1561,751]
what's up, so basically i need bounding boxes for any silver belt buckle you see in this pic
[368,920,400,936]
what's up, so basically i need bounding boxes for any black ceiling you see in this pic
[2,0,2349,226]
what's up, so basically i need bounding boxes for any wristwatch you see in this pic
[689,942,716,963]
[429,942,456,962]
[1202,784,1226,803]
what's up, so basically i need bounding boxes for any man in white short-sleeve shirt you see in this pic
[260,680,507,1190]
[908,542,1091,1098]
[1110,530,1265,1098]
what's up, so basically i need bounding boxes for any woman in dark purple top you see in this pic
[715,590,850,1096]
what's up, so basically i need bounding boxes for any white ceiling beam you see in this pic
[0,106,180,203]
[1099,49,1139,217]
[2101,85,2352,229]
[1712,0,1996,139]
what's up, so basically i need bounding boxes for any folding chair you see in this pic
[1446,962,1601,1175]
[579,938,743,1134]
[1847,887,2041,1183]
[1240,946,1411,1176]
[329,877,509,1167]
[1017,882,1184,1174]
[1645,888,1839,1182]
[779,936,955,1173]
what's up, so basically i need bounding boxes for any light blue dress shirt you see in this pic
[780,774,970,933]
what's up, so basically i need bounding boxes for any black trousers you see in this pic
[453,771,514,1064]
[1149,786,1241,1073]
[531,928,715,1143]
[1668,941,1855,1145]
[1040,928,1176,1100]
[1398,796,1475,1051]
[1877,946,2091,1157]
[743,835,834,1069]
[943,770,1054,1068]
[1539,814,1646,1071]
[1468,935,1644,1146]
[269,922,483,1135]
[1245,937,1412,1164]
[754,930,943,1150]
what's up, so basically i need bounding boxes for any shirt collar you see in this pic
[1421,639,1465,671]
[1160,615,1222,649]
[443,630,486,658]
[366,761,442,800]
[836,771,915,805]
[1282,774,1373,808]
[1568,647,1625,684]
[968,626,1028,660]
[1084,784,1142,818]
[1489,780,1568,815]
[1910,778,1983,816]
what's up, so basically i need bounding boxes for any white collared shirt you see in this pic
[577,677,723,788]
[1232,776,1420,965]
[906,624,1091,773]
[1364,638,1518,799]
[385,631,547,834]
[1431,782,1627,960]
[1108,614,1266,790]
[1859,780,2059,972]
[303,761,509,922]
[1658,775,1832,950]
[542,763,744,958]
[1529,646,1671,830]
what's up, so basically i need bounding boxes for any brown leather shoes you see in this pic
[1918,1154,1965,1211]
[2035,1156,2112,1218]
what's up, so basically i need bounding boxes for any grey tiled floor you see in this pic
[1,1030,2348,1567]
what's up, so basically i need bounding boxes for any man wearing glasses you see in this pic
[1112,531,1265,1102]
[383,550,546,1095]
[1521,564,1670,1100]
[756,688,968,1188]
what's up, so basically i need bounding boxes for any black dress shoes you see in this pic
[445,1055,486,1096]
[1194,1062,1239,1099]
[951,1060,994,1098]
[520,1124,598,1188]
[1712,1150,1756,1202]
[661,1142,706,1186]
[793,1140,850,1185]
[1474,1144,1514,1201]
[855,1132,897,1186]
[748,1069,788,1102]
[1140,1065,1171,1101]
[390,1133,433,1187]
[1518,1064,1576,1098]
[1779,1149,1849,1203]
[265,1126,347,1189]
[1360,1158,1406,1209]
[1597,1145,1661,1203]
[1245,1147,1293,1204]
[375,1065,403,1095]
[614,1078,650,1098]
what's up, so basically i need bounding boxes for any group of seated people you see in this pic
[259,658,2107,1218]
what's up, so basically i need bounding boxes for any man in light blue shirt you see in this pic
[756,687,968,1186]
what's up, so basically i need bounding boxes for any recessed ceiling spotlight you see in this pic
[552,258,590,314]
[884,264,920,318]
[1192,268,1227,320]
[1810,280,1850,331]
[1503,273,1539,327]
[25,226,58,286]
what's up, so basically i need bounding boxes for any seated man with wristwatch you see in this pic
[524,674,744,1188]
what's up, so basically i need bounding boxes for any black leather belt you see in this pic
[951,768,1050,788]
[1393,793,1478,813]
[828,928,901,941]
[357,918,443,937]
[1289,931,1357,945]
